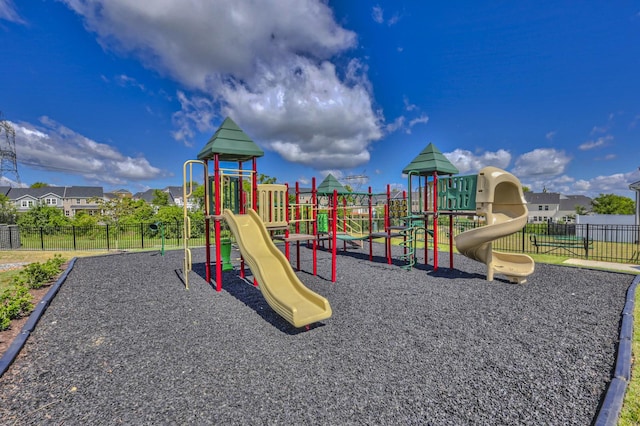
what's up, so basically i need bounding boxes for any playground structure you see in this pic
[182,117,332,329]
[182,118,535,326]
[454,167,535,283]
[400,143,535,283]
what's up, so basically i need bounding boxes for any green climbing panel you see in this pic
[317,213,329,234]
[437,174,478,211]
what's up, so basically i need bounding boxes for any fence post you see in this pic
[40,227,44,250]
[585,223,590,259]
[141,223,144,249]
[106,224,110,251]
[73,226,77,250]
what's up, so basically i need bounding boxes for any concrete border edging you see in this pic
[594,274,639,425]
[0,257,77,377]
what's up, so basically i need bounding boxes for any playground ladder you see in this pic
[398,224,417,270]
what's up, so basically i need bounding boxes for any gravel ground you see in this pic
[0,243,633,425]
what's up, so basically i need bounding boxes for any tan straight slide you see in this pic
[223,209,332,328]
[454,167,535,284]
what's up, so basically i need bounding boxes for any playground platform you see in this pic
[0,244,635,425]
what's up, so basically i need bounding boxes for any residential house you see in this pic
[524,192,592,223]
[7,186,104,217]
[133,186,199,210]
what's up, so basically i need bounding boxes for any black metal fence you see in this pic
[0,221,206,252]
[2,220,640,265]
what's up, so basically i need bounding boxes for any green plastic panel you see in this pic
[437,175,478,211]
[208,176,241,214]
[317,213,329,233]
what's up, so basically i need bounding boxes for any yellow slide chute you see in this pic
[223,209,332,328]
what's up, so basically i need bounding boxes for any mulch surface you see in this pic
[0,245,633,425]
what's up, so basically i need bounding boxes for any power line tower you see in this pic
[341,170,369,192]
[0,113,21,186]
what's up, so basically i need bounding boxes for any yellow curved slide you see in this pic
[455,167,535,284]
[223,209,332,328]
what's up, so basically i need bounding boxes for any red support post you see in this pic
[424,175,429,265]
[368,186,373,262]
[433,171,439,272]
[296,181,301,271]
[252,158,258,210]
[385,204,391,264]
[204,159,211,284]
[332,189,338,282]
[285,183,290,261]
[312,177,317,276]
[402,190,407,257]
[214,154,222,291]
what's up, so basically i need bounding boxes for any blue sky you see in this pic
[1,1,639,198]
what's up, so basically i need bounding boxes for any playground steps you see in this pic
[398,225,417,270]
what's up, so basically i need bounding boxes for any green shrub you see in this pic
[12,254,66,290]
[0,284,34,331]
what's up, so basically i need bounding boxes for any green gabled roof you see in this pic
[317,173,350,195]
[402,142,459,176]
[197,117,264,162]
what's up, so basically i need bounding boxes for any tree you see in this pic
[590,193,635,215]
[151,189,170,207]
[522,186,530,192]
[30,182,49,188]
[574,205,588,215]
[93,197,154,227]
[0,194,17,224]
[191,184,206,209]
[17,204,70,228]
[71,210,99,227]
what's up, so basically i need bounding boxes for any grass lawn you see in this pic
[0,250,109,292]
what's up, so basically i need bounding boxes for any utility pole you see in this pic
[0,112,21,186]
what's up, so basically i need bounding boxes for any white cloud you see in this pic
[545,130,556,141]
[0,0,24,24]
[511,148,571,177]
[444,149,512,174]
[0,176,26,187]
[171,91,217,146]
[372,6,384,24]
[408,114,429,128]
[371,5,400,26]
[11,117,164,186]
[579,135,612,150]
[61,0,383,172]
[525,168,640,197]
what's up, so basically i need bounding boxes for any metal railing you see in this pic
[2,220,640,265]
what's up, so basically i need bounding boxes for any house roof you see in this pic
[317,174,349,195]
[197,117,264,162]
[64,186,103,198]
[523,192,561,204]
[402,143,459,176]
[164,186,183,200]
[559,195,592,211]
[6,186,103,200]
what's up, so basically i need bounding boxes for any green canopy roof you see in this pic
[317,173,350,195]
[402,142,459,176]
[197,117,264,162]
